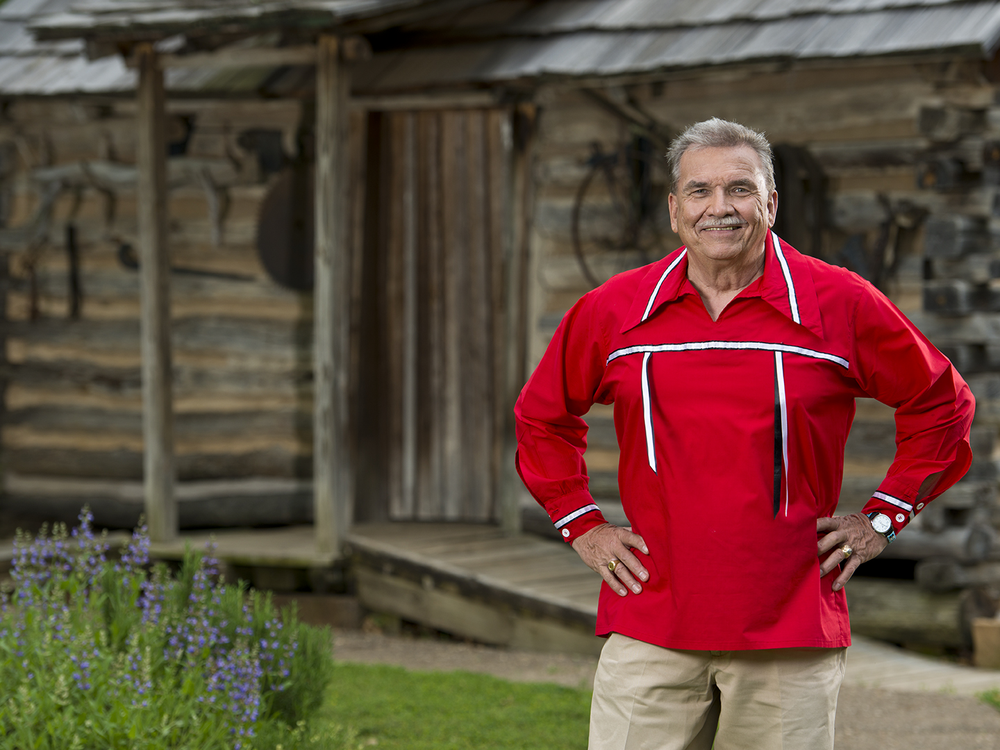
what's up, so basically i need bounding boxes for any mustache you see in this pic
[697,217,747,229]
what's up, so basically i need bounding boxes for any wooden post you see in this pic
[314,35,354,555]
[401,113,418,517]
[498,104,537,534]
[135,43,176,542]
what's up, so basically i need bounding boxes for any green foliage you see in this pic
[0,510,338,750]
[979,688,1000,713]
[321,662,592,749]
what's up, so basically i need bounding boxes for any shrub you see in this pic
[0,509,335,750]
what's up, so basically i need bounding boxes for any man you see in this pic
[514,118,975,749]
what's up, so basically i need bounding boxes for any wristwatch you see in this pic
[866,511,896,544]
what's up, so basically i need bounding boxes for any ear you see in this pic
[668,193,680,233]
[766,189,778,228]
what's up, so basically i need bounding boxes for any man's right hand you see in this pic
[571,523,650,597]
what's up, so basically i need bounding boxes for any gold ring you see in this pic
[608,559,618,573]
[840,544,853,559]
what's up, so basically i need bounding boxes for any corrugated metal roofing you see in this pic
[4,0,1000,97]
[32,0,491,41]
[354,1,1000,92]
[409,0,972,34]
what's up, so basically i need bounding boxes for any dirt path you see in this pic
[332,629,1000,750]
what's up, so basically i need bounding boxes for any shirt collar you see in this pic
[620,232,825,339]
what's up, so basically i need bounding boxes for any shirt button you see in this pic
[561,528,570,538]
[895,513,905,524]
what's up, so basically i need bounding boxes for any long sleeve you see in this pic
[514,292,611,542]
[851,284,976,532]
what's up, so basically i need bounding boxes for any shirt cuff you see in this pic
[861,482,919,534]
[547,491,608,543]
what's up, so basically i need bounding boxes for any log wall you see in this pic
[0,96,514,531]
[0,97,352,527]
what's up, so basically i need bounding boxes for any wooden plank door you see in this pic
[356,108,510,524]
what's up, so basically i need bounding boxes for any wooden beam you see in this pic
[135,43,176,542]
[497,104,538,534]
[125,38,368,70]
[351,92,501,112]
[125,45,317,69]
[314,35,354,555]
[401,113,418,517]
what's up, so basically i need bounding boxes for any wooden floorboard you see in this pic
[148,526,339,568]
[346,522,600,623]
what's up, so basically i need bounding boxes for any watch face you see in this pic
[870,513,892,534]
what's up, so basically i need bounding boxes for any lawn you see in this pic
[318,662,592,749]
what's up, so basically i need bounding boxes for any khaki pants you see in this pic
[589,634,846,750]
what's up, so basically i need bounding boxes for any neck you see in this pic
[686,245,766,321]
[686,245,765,294]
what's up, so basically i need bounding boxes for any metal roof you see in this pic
[3,0,1000,97]
[31,0,493,41]
[0,0,475,95]
[354,0,1000,93]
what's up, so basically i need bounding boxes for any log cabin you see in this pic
[2,0,1000,651]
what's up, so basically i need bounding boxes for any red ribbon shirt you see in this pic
[515,233,975,650]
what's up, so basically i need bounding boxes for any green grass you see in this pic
[316,663,592,749]
[979,688,1000,713]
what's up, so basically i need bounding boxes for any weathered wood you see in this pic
[352,92,500,112]
[877,525,996,564]
[5,445,310,482]
[136,43,176,543]
[487,109,509,528]
[6,318,313,358]
[417,110,444,517]
[917,105,986,142]
[929,254,1000,285]
[148,525,338,568]
[440,111,463,518]
[923,215,990,259]
[972,617,1000,669]
[384,112,406,521]
[345,523,600,637]
[352,566,601,655]
[915,559,1000,592]
[846,578,995,650]
[2,360,313,400]
[313,34,354,556]
[5,405,311,441]
[464,110,494,520]
[498,104,536,534]
[4,475,314,530]
[145,46,318,70]
[915,155,979,191]
[401,112,418,520]
[923,279,975,314]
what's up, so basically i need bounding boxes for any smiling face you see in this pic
[668,145,778,271]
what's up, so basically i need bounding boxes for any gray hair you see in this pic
[666,118,775,193]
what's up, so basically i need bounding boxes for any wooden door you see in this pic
[356,108,510,523]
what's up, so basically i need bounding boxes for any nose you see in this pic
[708,187,732,215]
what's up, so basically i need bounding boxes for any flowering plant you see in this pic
[0,509,336,749]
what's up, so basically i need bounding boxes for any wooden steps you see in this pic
[344,522,603,655]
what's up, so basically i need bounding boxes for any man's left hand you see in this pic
[816,513,889,592]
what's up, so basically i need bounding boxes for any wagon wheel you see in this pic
[571,136,671,289]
